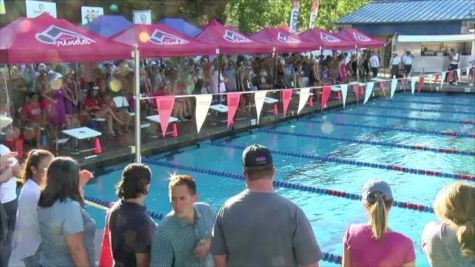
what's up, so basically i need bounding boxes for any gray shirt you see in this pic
[38,198,96,267]
[422,221,475,267]
[151,202,215,267]
[210,190,321,267]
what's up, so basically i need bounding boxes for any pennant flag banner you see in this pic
[254,91,267,124]
[410,76,417,94]
[289,0,300,33]
[194,94,212,133]
[298,88,310,114]
[446,71,454,85]
[379,82,386,96]
[433,73,439,86]
[99,224,112,267]
[321,86,331,110]
[390,79,397,98]
[456,68,461,81]
[364,82,374,104]
[155,96,175,137]
[340,84,348,108]
[282,89,293,116]
[441,71,447,89]
[417,76,425,93]
[427,74,433,86]
[308,0,320,29]
[227,93,241,127]
[352,84,360,103]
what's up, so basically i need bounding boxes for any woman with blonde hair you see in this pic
[422,182,475,266]
[342,179,415,267]
[12,149,53,267]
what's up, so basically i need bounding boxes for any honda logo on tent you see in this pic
[150,29,189,45]
[223,29,252,43]
[35,25,95,47]
[320,32,340,43]
[352,32,371,42]
[277,32,300,44]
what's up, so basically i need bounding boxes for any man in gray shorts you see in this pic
[210,144,322,267]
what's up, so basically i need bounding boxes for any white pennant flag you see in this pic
[194,94,212,134]
[410,76,417,94]
[427,74,433,86]
[297,88,310,114]
[390,79,397,98]
[441,71,447,89]
[364,82,374,104]
[467,67,471,77]
[456,68,461,81]
[340,84,348,108]
[254,91,267,124]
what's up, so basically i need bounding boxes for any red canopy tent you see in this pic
[250,28,318,53]
[195,20,270,54]
[0,13,133,64]
[110,24,215,58]
[336,29,385,49]
[299,29,354,50]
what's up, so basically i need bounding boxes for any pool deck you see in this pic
[61,82,474,170]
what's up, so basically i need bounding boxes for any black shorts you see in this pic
[404,65,412,75]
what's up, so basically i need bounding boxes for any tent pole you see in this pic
[134,46,141,163]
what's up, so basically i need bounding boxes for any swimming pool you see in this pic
[85,92,475,266]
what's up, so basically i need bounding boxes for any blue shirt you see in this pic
[151,202,215,267]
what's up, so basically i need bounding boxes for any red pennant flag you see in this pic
[446,70,454,85]
[99,224,112,267]
[308,96,314,107]
[353,84,360,103]
[321,86,331,111]
[282,89,293,116]
[417,76,425,93]
[227,93,241,127]
[155,96,175,137]
[379,82,386,93]
[400,78,407,91]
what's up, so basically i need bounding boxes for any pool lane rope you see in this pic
[141,157,434,213]
[84,195,343,264]
[260,128,475,157]
[396,93,475,101]
[363,104,475,116]
[380,98,475,108]
[336,110,475,125]
[303,118,475,139]
[207,142,475,182]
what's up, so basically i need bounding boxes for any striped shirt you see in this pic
[151,202,215,267]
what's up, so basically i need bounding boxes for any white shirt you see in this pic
[369,55,380,68]
[402,54,413,65]
[12,179,41,261]
[391,56,401,66]
[450,52,459,65]
[0,144,18,203]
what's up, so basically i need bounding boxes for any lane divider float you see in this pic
[363,104,475,116]
[379,98,475,108]
[336,111,475,125]
[260,128,475,156]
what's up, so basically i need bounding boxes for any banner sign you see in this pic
[26,0,57,18]
[288,0,300,33]
[155,96,175,137]
[282,89,293,116]
[227,93,241,127]
[254,91,267,124]
[81,6,103,26]
[133,10,152,25]
[308,0,320,29]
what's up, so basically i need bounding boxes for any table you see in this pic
[209,104,228,113]
[146,115,179,137]
[62,127,102,154]
[264,97,279,104]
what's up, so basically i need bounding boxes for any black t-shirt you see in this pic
[107,200,155,267]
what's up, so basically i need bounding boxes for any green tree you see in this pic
[224,0,369,33]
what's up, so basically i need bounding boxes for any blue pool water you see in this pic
[85,92,475,267]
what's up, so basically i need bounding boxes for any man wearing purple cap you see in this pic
[210,144,322,267]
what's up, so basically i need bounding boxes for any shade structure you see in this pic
[195,20,270,54]
[250,28,318,53]
[110,24,215,58]
[336,29,385,49]
[158,17,202,38]
[0,13,133,64]
[299,29,354,50]
[87,15,133,38]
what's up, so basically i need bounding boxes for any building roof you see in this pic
[337,0,475,24]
